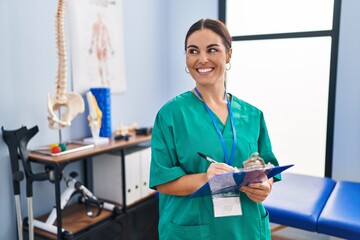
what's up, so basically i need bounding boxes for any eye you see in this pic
[188,48,199,55]
[208,48,217,54]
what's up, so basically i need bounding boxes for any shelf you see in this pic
[26,134,152,239]
[30,202,120,240]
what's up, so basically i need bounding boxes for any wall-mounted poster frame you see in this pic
[69,0,126,94]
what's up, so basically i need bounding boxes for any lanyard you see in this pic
[195,87,237,166]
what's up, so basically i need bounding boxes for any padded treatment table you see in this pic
[263,172,336,231]
[317,181,360,240]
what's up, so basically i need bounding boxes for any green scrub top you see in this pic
[150,91,280,240]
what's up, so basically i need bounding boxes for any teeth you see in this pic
[198,68,213,73]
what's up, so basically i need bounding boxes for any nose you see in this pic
[199,52,208,64]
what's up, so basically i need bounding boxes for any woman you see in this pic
[149,18,280,240]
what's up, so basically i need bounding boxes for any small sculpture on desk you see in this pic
[83,91,109,145]
[113,123,137,141]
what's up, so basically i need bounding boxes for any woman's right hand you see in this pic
[206,163,235,180]
[156,163,235,196]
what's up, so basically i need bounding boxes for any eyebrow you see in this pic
[207,44,220,48]
[187,45,198,49]
[186,43,221,49]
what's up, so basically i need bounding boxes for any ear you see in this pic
[226,48,232,63]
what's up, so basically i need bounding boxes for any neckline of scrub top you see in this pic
[193,88,237,166]
[190,91,233,129]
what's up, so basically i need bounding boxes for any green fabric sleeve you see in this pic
[149,112,186,189]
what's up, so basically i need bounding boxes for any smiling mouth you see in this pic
[197,67,214,73]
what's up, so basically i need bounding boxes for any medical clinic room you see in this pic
[1,0,359,240]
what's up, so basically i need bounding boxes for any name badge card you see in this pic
[212,194,242,217]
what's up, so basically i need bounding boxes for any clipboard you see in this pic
[189,164,294,198]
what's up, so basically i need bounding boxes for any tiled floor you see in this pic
[270,224,345,240]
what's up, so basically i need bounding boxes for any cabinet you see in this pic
[92,147,155,207]
[28,134,153,240]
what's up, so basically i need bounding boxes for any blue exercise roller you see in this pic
[90,87,112,137]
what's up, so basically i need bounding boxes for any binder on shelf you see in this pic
[125,151,142,206]
[92,147,154,207]
[190,164,294,198]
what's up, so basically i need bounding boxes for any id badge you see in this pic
[212,193,242,217]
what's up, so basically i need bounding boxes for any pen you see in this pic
[197,152,240,172]
[197,152,218,164]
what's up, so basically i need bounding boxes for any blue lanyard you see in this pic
[195,87,237,166]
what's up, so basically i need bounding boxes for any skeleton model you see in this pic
[48,0,84,129]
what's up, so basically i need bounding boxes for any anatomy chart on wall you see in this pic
[69,0,126,94]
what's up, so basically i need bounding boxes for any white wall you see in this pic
[166,0,219,97]
[332,0,360,181]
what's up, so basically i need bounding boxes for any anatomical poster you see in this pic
[69,0,126,94]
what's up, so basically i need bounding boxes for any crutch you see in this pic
[1,126,28,240]
[17,125,50,240]
[3,125,51,240]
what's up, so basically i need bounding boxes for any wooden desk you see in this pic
[30,134,151,163]
[28,134,151,239]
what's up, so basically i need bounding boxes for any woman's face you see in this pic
[186,28,231,87]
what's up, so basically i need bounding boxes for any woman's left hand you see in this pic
[240,180,273,203]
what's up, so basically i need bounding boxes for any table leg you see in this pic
[54,165,63,239]
[121,150,127,212]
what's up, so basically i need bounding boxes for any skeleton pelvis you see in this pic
[47,92,85,129]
